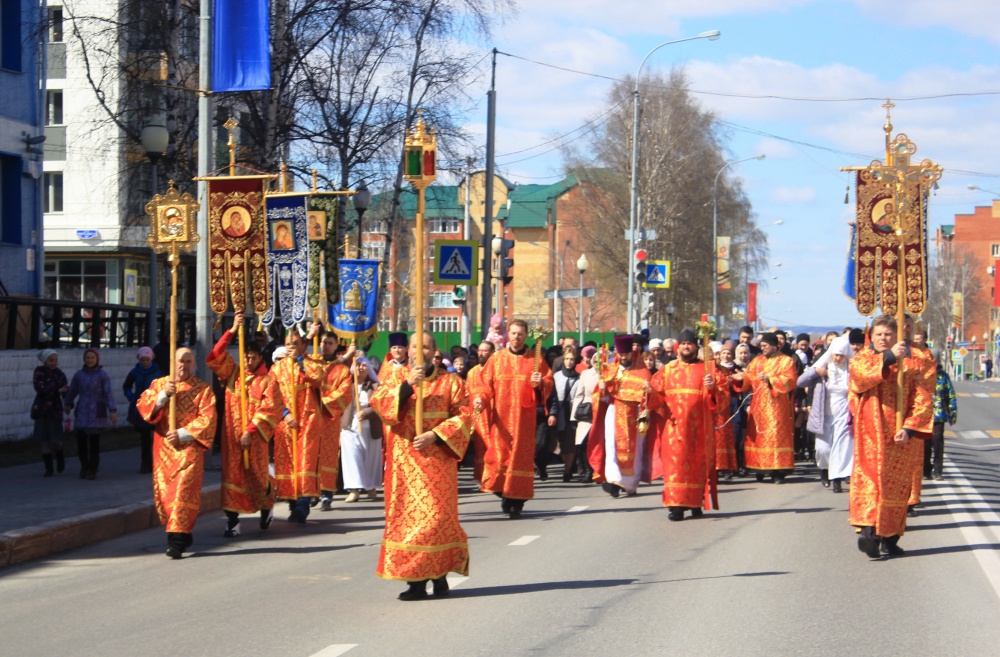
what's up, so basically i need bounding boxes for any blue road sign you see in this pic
[644,260,670,289]
[433,240,479,285]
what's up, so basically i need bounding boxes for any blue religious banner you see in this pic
[329,259,380,347]
[843,221,857,302]
[261,195,309,328]
[213,0,271,93]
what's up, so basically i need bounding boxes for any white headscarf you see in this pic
[812,334,851,384]
[351,352,380,386]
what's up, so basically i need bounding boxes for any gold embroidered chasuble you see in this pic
[370,364,472,582]
[848,347,933,537]
[905,346,936,506]
[588,361,654,480]
[136,376,217,533]
[739,353,798,471]
[206,333,281,514]
[713,367,738,472]
[650,359,723,508]
[471,348,553,500]
[465,363,490,482]
[317,359,355,492]
[270,355,328,500]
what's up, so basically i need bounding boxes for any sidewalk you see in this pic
[0,447,221,568]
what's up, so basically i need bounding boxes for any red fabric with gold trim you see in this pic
[270,356,327,500]
[317,361,354,492]
[739,353,797,471]
[208,178,270,314]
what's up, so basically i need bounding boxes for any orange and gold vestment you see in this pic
[471,348,553,501]
[739,353,798,471]
[905,346,936,506]
[848,346,932,537]
[317,359,355,493]
[587,361,654,481]
[649,359,723,509]
[370,364,472,582]
[714,366,738,472]
[136,376,217,533]
[206,332,281,514]
[270,355,329,500]
[465,363,490,482]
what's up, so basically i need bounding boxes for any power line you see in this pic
[495,98,626,158]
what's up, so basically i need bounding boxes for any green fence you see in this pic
[362,330,622,359]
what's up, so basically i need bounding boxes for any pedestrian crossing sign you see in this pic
[433,239,479,285]
[644,260,670,289]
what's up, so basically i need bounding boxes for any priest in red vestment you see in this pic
[588,334,656,497]
[849,315,933,558]
[206,313,283,537]
[316,331,356,510]
[649,329,722,520]
[136,348,217,558]
[370,332,472,600]
[739,332,798,483]
[464,341,495,482]
[471,319,553,518]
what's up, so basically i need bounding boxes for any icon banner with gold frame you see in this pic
[146,181,200,254]
[206,176,272,315]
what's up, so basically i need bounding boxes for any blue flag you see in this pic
[843,222,857,301]
[213,0,271,92]
[329,259,381,347]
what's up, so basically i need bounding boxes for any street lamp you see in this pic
[713,154,765,325]
[577,253,588,344]
[353,180,370,256]
[968,184,1000,198]
[627,29,721,333]
[141,118,169,347]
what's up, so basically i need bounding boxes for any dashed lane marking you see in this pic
[566,506,589,513]
[988,431,1000,439]
[309,645,357,657]
[945,430,957,438]
[960,430,990,439]
[974,393,990,398]
[957,393,972,397]
[509,535,540,546]
[989,393,1000,398]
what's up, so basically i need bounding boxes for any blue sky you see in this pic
[455,0,1000,328]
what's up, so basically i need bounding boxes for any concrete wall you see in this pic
[0,348,143,442]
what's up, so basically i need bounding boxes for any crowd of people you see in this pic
[28,312,961,598]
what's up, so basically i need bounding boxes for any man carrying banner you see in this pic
[849,314,932,558]
[370,332,472,600]
[206,313,282,537]
[136,348,218,558]
[472,320,553,518]
[738,331,798,483]
[316,327,356,511]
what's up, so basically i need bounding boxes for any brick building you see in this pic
[937,200,1000,342]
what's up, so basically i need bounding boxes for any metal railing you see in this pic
[0,297,197,351]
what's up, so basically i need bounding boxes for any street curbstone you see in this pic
[0,535,11,567]
[6,525,54,566]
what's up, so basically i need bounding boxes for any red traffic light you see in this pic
[635,249,647,262]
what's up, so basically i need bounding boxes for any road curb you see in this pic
[0,483,222,568]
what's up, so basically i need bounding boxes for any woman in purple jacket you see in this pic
[63,348,118,479]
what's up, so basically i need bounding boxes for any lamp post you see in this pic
[968,184,1000,198]
[352,180,370,257]
[140,118,169,347]
[627,29,720,334]
[577,253,588,344]
[713,154,764,324]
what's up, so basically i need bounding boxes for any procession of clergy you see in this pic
[137,308,933,600]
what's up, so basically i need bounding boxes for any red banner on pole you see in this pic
[994,260,1000,308]
[747,283,758,323]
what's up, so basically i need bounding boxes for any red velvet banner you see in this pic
[207,177,271,314]
[747,283,758,323]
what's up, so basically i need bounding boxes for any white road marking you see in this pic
[973,393,990,398]
[566,506,589,513]
[446,575,469,589]
[309,645,357,657]
[960,430,990,439]
[936,457,1000,602]
[508,535,540,546]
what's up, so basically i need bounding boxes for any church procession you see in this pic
[120,94,946,604]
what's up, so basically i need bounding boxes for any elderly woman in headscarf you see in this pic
[123,346,162,474]
[63,348,117,480]
[32,349,69,477]
[341,352,383,502]
[797,334,853,492]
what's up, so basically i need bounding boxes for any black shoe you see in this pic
[223,517,240,538]
[260,508,274,530]
[668,508,684,521]
[398,581,429,601]
[932,472,943,481]
[42,454,54,477]
[537,467,548,481]
[55,450,65,473]
[880,536,905,557]
[500,498,512,515]
[432,577,450,597]
[755,473,765,482]
[509,505,522,519]
[310,497,320,508]
[85,469,97,480]
[165,547,183,559]
[601,482,621,498]
[832,478,843,494]
[562,471,573,483]
[857,527,881,559]
[907,506,918,518]
[821,469,830,487]
[690,508,704,518]
[288,508,307,524]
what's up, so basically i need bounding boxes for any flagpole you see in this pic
[195,0,214,380]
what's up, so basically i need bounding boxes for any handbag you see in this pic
[573,401,593,423]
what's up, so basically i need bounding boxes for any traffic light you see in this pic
[452,286,466,304]
[498,239,514,285]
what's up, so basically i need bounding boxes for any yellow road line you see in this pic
[945,430,957,438]
[988,431,1000,439]
[957,392,971,397]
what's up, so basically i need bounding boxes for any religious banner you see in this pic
[716,236,731,290]
[952,292,963,329]
[307,195,341,310]
[328,258,380,346]
[843,222,857,301]
[994,261,1000,308]
[260,194,310,328]
[207,177,270,315]
[747,283,758,323]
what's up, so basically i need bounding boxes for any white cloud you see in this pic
[851,0,1000,46]
[771,186,816,204]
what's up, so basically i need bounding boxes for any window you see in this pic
[429,292,455,309]
[429,316,459,333]
[1,154,21,244]
[44,172,63,213]
[2,0,23,70]
[362,241,386,261]
[49,7,63,43]
[364,219,388,234]
[46,91,63,125]
[429,218,460,234]
[43,258,119,303]
[992,244,999,258]
[377,317,392,332]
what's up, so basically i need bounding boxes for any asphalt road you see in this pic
[2,378,999,657]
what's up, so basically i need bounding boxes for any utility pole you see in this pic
[461,159,472,348]
[194,0,214,376]
[480,49,497,338]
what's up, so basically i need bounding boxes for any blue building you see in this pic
[0,0,44,296]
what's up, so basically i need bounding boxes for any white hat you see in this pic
[648,338,663,349]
